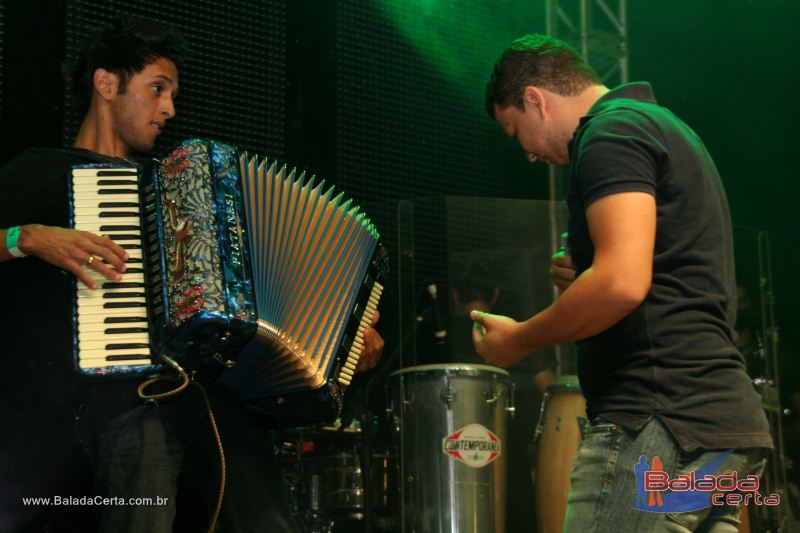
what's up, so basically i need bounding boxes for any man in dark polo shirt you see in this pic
[472,33,771,531]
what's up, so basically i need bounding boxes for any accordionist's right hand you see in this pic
[10,224,129,289]
[357,310,384,372]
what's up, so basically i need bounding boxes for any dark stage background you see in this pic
[1,0,798,308]
[1,0,797,231]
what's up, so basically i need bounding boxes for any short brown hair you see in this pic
[485,34,602,117]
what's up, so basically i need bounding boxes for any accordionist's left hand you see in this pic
[357,310,384,372]
[11,224,128,289]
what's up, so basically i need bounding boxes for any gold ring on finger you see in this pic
[86,255,95,266]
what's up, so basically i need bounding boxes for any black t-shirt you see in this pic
[0,148,128,387]
[0,147,132,523]
[566,83,771,451]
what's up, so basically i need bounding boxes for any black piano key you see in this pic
[105,327,149,334]
[100,225,140,232]
[122,268,144,274]
[101,282,145,289]
[104,316,147,324]
[98,202,139,208]
[103,292,146,299]
[103,301,147,309]
[97,179,138,185]
[105,343,150,350]
[105,355,151,361]
[99,212,140,218]
[126,258,143,264]
[98,189,139,195]
[96,170,137,177]
[107,234,141,241]
[120,244,142,250]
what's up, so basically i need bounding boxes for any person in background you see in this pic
[450,257,556,531]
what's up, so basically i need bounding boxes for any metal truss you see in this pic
[546,0,628,87]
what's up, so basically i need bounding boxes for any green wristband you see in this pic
[6,226,26,258]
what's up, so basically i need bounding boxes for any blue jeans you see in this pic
[564,417,767,533]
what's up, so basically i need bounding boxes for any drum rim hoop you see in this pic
[389,363,510,378]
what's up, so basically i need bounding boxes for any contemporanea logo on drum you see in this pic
[442,424,501,468]
[633,449,780,513]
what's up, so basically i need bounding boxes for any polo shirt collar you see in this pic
[578,82,657,127]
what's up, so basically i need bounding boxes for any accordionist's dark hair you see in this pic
[66,17,191,114]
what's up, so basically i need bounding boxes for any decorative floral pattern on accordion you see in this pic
[159,141,227,325]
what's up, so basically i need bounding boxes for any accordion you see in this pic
[69,138,385,423]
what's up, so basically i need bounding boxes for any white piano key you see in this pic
[73,216,141,225]
[73,191,139,200]
[74,306,148,317]
[76,296,147,306]
[73,225,142,234]
[77,307,148,316]
[78,337,150,351]
[75,207,142,217]
[75,293,148,306]
[79,360,149,370]
[79,356,151,368]
[76,282,146,292]
[78,271,145,282]
[77,313,148,324]
[72,205,141,215]
[73,183,139,192]
[79,347,151,357]
[78,331,150,343]
[77,321,148,333]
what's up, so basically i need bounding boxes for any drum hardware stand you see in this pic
[507,381,516,419]
[441,376,456,407]
[302,474,334,533]
[399,380,414,411]
[350,395,400,533]
[488,375,516,419]
[756,231,793,532]
[384,387,398,432]
[485,389,498,404]
[362,314,428,533]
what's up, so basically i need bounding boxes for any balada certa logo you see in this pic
[634,449,780,513]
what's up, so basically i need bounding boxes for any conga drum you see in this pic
[389,364,515,533]
[534,375,587,533]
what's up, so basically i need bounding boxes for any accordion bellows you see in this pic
[227,153,383,396]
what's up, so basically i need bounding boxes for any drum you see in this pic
[389,364,514,533]
[279,423,400,532]
[533,376,587,533]
[302,449,399,517]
